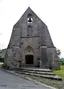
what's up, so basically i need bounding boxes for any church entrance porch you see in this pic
[25,55,33,64]
[25,55,34,67]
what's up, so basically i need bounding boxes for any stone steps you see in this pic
[15,68,62,81]
[20,71,56,75]
[21,68,52,72]
[23,72,62,81]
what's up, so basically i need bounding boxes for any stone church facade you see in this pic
[4,7,60,69]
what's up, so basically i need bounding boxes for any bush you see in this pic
[1,64,9,69]
[60,61,64,65]
[0,58,4,62]
[60,58,64,65]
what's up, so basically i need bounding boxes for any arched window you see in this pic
[27,25,33,37]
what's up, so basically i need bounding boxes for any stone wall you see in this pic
[4,7,60,69]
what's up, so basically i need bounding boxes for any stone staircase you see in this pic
[15,68,62,81]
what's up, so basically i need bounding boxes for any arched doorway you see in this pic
[24,46,34,67]
[25,55,34,64]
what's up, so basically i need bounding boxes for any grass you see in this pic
[53,65,64,78]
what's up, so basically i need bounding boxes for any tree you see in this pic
[60,58,64,65]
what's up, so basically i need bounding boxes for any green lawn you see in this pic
[53,65,64,78]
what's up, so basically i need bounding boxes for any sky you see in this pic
[0,0,64,58]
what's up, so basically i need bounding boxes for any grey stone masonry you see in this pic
[4,7,60,70]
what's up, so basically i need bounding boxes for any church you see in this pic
[4,7,60,69]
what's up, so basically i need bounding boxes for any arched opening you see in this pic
[25,55,34,64]
[27,13,33,23]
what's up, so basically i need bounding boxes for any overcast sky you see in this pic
[0,0,64,57]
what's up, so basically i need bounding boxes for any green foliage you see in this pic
[60,58,64,65]
[1,64,9,69]
[0,57,4,62]
[0,64,3,68]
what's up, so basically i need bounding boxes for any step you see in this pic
[21,68,52,72]
[15,70,62,81]
[20,72,62,81]
[17,70,56,76]
[23,71,56,75]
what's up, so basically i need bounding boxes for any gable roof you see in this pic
[14,7,46,28]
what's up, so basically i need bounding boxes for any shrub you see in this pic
[60,58,64,65]
[0,57,4,62]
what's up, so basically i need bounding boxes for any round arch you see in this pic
[24,46,34,65]
[24,45,34,55]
